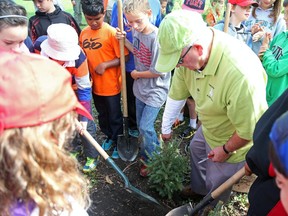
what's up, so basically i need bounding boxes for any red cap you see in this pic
[228,0,259,7]
[0,51,93,133]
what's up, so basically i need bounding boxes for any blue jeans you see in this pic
[136,98,160,161]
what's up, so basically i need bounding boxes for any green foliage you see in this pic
[206,193,249,216]
[146,140,189,200]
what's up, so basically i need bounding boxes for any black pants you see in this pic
[126,72,137,130]
[92,93,123,143]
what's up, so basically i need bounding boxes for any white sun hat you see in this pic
[40,23,80,61]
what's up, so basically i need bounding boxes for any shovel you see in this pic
[117,0,139,162]
[166,167,245,216]
[223,3,232,33]
[76,120,159,205]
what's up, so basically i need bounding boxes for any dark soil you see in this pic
[81,108,250,216]
[82,121,193,216]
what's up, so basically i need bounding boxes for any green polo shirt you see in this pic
[169,28,268,163]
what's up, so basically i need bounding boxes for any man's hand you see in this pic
[208,146,231,163]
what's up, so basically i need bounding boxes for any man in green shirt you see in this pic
[157,10,268,205]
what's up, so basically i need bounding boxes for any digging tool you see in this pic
[76,120,159,205]
[223,3,232,33]
[165,167,245,216]
[116,0,139,162]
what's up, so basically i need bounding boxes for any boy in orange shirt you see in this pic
[80,0,128,158]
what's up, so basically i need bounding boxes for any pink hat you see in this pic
[0,51,93,133]
[229,0,259,7]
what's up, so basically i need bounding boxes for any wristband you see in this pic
[223,144,230,154]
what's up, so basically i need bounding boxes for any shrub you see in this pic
[146,140,189,199]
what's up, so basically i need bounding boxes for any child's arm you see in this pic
[258,32,271,60]
[115,27,134,53]
[131,69,160,80]
[95,58,120,75]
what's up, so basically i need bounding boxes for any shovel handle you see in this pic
[211,166,245,199]
[76,120,109,160]
[117,0,128,117]
[223,3,232,33]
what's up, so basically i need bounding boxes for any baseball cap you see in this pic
[229,0,259,7]
[156,10,207,73]
[40,23,80,61]
[269,111,288,175]
[0,51,93,134]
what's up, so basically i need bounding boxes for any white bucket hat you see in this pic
[40,23,80,61]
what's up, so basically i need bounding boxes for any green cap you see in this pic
[156,10,207,72]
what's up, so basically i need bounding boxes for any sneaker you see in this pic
[179,126,196,139]
[128,129,139,138]
[102,138,113,150]
[83,157,98,173]
[111,147,119,159]
[70,151,80,160]
[140,165,149,177]
[172,119,185,130]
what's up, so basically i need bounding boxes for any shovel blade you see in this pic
[117,135,139,162]
[165,203,193,216]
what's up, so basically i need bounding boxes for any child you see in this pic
[34,23,99,172]
[245,89,288,216]
[160,0,168,19]
[71,0,84,26]
[284,0,288,29]
[29,0,81,43]
[269,111,288,214]
[0,51,90,215]
[202,0,225,26]
[214,0,258,46]
[0,1,30,53]
[245,0,286,54]
[110,0,163,138]
[80,0,128,159]
[117,0,171,177]
[257,30,288,106]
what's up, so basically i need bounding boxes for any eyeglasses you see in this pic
[178,46,193,65]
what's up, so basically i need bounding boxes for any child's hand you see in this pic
[262,32,272,46]
[252,26,265,42]
[258,32,271,58]
[131,70,139,80]
[115,27,127,40]
[95,63,106,75]
[251,22,263,35]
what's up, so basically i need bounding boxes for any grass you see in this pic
[15,0,75,19]
[15,0,88,28]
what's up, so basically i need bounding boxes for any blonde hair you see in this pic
[123,0,150,14]
[0,112,90,215]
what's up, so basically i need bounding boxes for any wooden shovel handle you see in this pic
[223,3,232,33]
[118,0,128,117]
[211,166,245,199]
[76,120,109,160]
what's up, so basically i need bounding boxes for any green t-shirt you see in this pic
[262,31,288,106]
[169,28,268,163]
